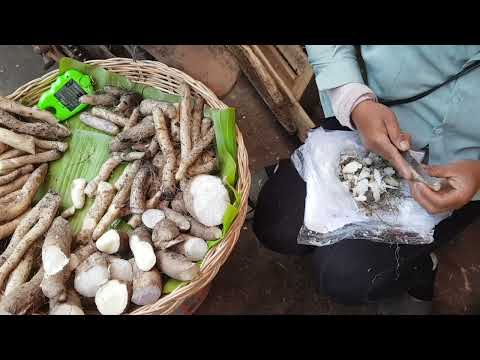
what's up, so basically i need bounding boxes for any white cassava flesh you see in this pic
[74,252,110,298]
[2,243,96,314]
[342,161,363,174]
[184,174,229,227]
[49,289,84,315]
[107,256,133,283]
[141,209,165,229]
[171,235,208,262]
[130,259,162,306]
[95,279,130,315]
[42,217,72,276]
[96,229,128,255]
[130,226,157,271]
[71,178,87,209]
[156,250,200,281]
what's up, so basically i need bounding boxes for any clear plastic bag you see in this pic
[291,128,451,247]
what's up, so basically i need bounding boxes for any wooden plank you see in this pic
[227,46,297,134]
[250,46,315,138]
[276,45,310,74]
[291,65,314,101]
[255,45,296,88]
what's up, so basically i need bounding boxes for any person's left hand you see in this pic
[409,160,480,214]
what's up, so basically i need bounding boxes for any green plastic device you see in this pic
[37,69,95,122]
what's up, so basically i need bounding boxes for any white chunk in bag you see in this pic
[290,128,451,247]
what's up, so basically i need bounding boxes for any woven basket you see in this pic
[7,58,251,315]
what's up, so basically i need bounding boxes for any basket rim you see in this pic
[6,57,251,315]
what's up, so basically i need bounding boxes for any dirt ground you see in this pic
[1,45,479,314]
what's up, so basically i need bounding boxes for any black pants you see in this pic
[252,118,480,305]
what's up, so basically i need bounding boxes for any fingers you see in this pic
[410,181,461,213]
[384,114,410,151]
[425,164,455,178]
[409,181,438,213]
[381,141,412,179]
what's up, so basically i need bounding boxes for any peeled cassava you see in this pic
[183,175,229,227]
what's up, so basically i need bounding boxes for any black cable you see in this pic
[378,61,480,107]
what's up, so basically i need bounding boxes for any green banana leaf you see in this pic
[37,58,240,295]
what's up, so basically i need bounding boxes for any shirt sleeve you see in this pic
[327,83,377,129]
[305,45,365,91]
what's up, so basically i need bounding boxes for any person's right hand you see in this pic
[351,100,412,179]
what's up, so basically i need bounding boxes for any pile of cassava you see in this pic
[0,83,231,315]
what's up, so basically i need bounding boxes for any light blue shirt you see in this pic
[306,45,480,167]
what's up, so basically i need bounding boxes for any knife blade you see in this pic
[401,151,442,191]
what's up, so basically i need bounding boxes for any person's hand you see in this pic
[409,160,480,214]
[351,100,412,179]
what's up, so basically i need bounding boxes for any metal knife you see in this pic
[401,151,442,191]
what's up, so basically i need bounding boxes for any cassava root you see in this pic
[0,150,61,173]
[80,94,118,107]
[130,259,162,306]
[0,163,48,223]
[76,181,115,244]
[80,112,120,135]
[0,128,36,154]
[92,160,141,240]
[130,226,156,271]
[0,97,70,134]
[40,217,72,301]
[152,108,176,199]
[0,164,34,186]
[91,107,129,127]
[84,156,121,198]
[0,109,69,140]
[0,191,60,290]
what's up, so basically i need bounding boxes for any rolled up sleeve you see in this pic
[306,45,364,91]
